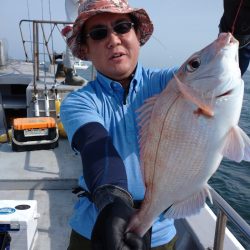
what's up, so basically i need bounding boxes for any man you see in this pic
[61,1,176,249]
[55,0,85,85]
[61,0,250,249]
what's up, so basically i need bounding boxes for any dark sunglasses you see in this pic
[85,21,134,41]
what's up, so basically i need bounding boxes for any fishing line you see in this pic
[48,0,54,55]
[231,0,244,35]
[40,0,50,116]
[151,34,169,52]
[40,0,47,79]
[149,34,177,67]
[41,0,44,20]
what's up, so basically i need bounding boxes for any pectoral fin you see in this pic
[222,126,250,162]
[163,184,212,219]
[174,74,214,117]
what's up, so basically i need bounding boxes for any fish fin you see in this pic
[222,126,250,162]
[173,74,214,117]
[164,185,212,219]
[137,95,158,169]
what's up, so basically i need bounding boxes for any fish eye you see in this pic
[186,57,201,72]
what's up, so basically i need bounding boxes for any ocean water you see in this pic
[78,67,250,248]
[76,63,96,82]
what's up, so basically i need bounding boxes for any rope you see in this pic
[40,0,47,82]
[40,0,52,116]
[48,0,57,84]
[231,0,244,35]
[26,0,33,59]
[48,0,55,62]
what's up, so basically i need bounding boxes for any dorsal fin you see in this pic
[136,95,158,172]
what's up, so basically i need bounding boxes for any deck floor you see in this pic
[0,139,82,250]
[0,190,77,250]
[0,60,85,250]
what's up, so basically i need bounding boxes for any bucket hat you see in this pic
[65,0,154,60]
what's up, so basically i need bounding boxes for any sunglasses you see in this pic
[85,21,134,41]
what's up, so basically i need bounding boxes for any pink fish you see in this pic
[127,33,250,237]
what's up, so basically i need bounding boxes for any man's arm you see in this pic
[72,122,128,193]
[72,122,151,249]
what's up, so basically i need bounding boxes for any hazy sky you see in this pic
[0,0,223,68]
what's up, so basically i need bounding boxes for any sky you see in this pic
[0,0,224,68]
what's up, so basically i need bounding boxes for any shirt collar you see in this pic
[96,63,143,94]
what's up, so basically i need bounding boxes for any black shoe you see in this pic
[55,62,66,79]
[65,68,86,86]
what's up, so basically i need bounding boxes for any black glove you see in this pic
[91,185,151,250]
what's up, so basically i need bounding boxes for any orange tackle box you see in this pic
[11,117,59,152]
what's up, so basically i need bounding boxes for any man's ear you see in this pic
[136,31,142,46]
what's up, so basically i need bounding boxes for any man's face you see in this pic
[83,13,141,81]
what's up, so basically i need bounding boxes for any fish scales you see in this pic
[140,90,180,180]
[144,87,212,197]
[126,33,250,237]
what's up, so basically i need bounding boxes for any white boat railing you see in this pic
[19,19,73,84]
[19,19,72,64]
[19,19,96,84]
[209,186,250,250]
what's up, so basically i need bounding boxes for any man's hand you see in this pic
[219,0,250,47]
[91,186,151,250]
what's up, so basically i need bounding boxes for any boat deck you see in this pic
[0,139,82,250]
[0,139,82,190]
[0,190,76,250]
[0,60,83,249]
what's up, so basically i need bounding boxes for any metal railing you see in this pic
[19,19,73,62]
[19,19,73,82]
[19,19,96,85]
[209,186,250,250]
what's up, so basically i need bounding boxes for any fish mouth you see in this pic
[219,32,238,46]
[216,89,233,98]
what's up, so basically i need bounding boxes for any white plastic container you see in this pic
[0,200,39,250]
[0,39,8,66]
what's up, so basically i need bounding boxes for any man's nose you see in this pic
[107,32,122,48]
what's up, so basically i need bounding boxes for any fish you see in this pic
[126,33,250,237]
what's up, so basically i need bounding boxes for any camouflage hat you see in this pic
[66,0,154,60]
